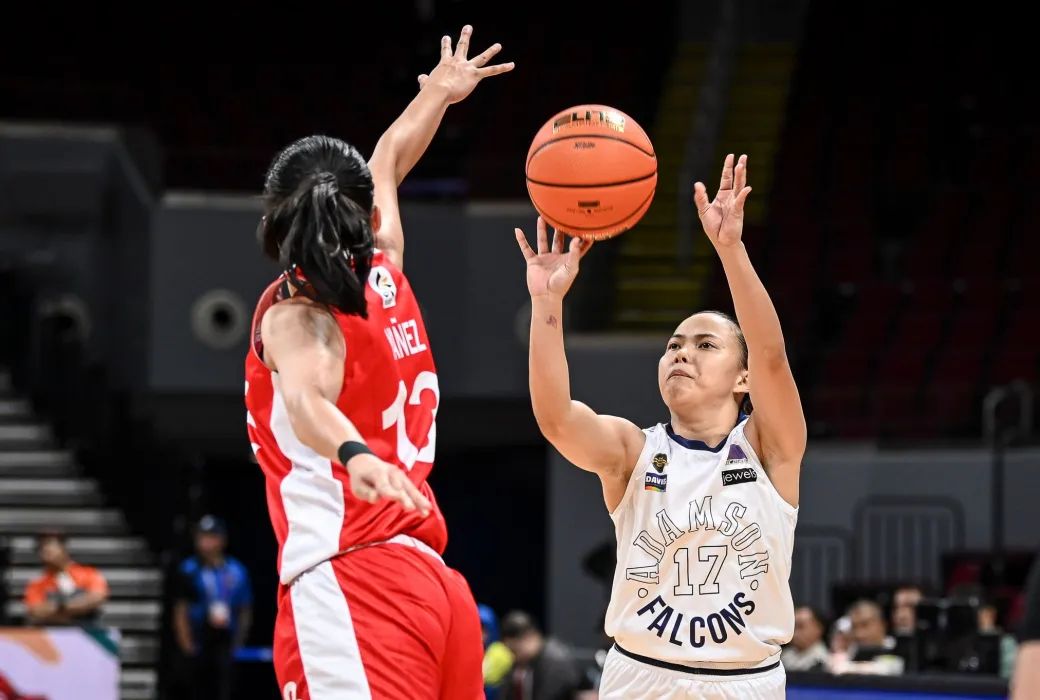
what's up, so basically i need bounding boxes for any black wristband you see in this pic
[337,441,373,466]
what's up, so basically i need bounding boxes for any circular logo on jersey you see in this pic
[651,453,668,473]
[368,266,397,309]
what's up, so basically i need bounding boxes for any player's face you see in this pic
[658,313,747,412]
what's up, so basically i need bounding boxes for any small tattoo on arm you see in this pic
[547,315,559,329]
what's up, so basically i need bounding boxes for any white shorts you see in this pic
[599,644,786,700]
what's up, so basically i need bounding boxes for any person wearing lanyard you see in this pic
[173,515,253,700]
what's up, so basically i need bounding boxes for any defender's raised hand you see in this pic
[417,25,514,103]
[515,217,593,299]
[694,154,752,248]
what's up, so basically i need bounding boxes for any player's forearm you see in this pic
[373,83,452,186]
[716,243,786,361]
[284,389,366,463]
[529,295,577,435]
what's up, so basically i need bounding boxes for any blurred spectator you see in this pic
[480,604,514,700]
[782,605,829,672]
[891,586,923,635]
[829,615,851,654]
[23,531,108,626]
[501,610,584,700]
[832,600,904,676]
[172,516,252,700]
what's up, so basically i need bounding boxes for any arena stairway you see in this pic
[713,43,796,226]
[613,42,709,332]
[0,370,161,700]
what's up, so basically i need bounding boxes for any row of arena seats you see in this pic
[0,4,677,195]
[705,4,1038,440]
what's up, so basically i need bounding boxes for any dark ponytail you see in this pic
[258,136,375,317]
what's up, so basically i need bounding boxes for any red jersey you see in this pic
[244,252,447,584]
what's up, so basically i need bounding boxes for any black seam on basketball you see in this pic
[533,187,657,233]
[526,171,658,189]
[526,133,657,169]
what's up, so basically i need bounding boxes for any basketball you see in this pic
[525,105,657,240]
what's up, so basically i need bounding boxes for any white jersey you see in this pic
[605,418,797,668]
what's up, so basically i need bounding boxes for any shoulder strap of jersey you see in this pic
[251,276,292,361]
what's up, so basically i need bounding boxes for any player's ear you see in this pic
[370,205,382,236]
[734,369,749,392]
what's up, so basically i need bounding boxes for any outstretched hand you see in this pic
[417,25,514,104]
[346,454,431,517]
[515,217,593,299]
[694,154,752,248]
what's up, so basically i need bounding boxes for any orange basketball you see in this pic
[525,105,657,240]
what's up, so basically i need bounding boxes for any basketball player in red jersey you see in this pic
[244,26,512,700]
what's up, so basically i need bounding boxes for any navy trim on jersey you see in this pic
[665,414,749,452]
[613,643,780,676]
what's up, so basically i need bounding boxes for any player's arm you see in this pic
[696,155,806,507]
[368,82,450,271]
[519,219,645,509]
[261,298,359,460]
[369,25,513,270]
[261,299,430,513]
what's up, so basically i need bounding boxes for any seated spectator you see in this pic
[23,531,108,626]
[782,605,830,672]
[501,610,585,700]
[832,600,904,676]
[479,604,514,700]
[890,585,923,635]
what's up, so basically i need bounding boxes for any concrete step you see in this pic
[121,633,161,666]
[0,450,77,477]
[0,398,31,420]
[0,423,51,448]
[0,476,102,505]
[7,535,153,566]
[6,566,162,598]
[6,599,161,631]
[120,667,157,699]
[0,507,124,534]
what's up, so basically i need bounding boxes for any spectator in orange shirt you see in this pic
[23,532,108,626]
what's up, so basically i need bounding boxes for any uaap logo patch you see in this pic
[645,472,667,492]
[725,444,748,464]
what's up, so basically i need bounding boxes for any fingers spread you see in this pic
[515,228,536,260]
[477,62,515,78]
[718,154,735,193]
[401,478,431,517]
[552,228,564,254]
[440,35,452,60]
[455,25,473,59]
[734,155,748,191]
[472,43,501,67]
[536,216,549,254]
[387,470,416,511]
[693,182,711,214]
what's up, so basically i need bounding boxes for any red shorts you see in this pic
[272,535,484,700]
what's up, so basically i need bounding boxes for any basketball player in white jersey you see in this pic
[515,154,805,699]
